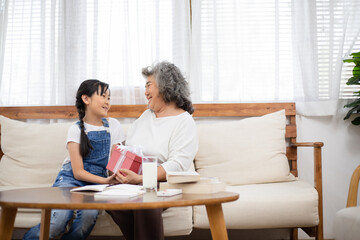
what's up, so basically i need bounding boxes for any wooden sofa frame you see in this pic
[0,103,323,240]
[347,165,360,208]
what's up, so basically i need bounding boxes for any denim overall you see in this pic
[23,118,110,240]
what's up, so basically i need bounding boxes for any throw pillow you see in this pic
[194,110,295,185]
[0,116,74,186]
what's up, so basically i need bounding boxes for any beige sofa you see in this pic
[0,103,323,239]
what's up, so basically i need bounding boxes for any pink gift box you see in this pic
[107,147,142,174]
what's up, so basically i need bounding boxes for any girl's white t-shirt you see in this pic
[126,109,198,172]
[62,117,125,165]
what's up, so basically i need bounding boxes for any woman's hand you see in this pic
[115,169,142,185]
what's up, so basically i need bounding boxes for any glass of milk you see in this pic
[142,156,157,192]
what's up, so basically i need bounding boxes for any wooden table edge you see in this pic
[0,191,239,210]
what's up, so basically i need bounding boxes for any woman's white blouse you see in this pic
[126,109,198,172]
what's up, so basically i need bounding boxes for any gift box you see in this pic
[107,145,142,174]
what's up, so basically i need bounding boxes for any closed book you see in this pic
[159,177,226,194]
[166,171,200,184]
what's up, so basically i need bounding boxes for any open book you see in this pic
[166,171,200,184]
[71,184,145,199]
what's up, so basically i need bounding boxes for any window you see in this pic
[0,0,190,105]
[191,0,293,102]
[190,0,360,105]
[1,0,359,112]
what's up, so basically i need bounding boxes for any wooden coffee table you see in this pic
[0,187,239,240]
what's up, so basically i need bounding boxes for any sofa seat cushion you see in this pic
[195,110,295,185]
[0,184,52,192]
[334,206,360,240]
[10,206,193,237]
[193,179,319,229]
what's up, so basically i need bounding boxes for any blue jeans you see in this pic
[23,209,99,240]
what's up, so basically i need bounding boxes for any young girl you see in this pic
[23,79,125,240]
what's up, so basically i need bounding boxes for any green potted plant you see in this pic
[343,51,360,125]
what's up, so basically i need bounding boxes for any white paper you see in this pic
[94,184,145,199]
[70,184,109,192]
[157,189,182,197]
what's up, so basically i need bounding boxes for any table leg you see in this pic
[40,209,51,240]
[0,207,17,240]
[205,203,228,240]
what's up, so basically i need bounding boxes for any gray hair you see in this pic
[142,61,194,114]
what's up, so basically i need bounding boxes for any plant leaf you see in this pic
[344,59,356,63]
[353,67,360,76]
[344,105,360,120]
[344,57,360,63]
[351,116,360,125]
[350,52,360,57]
[344,99,360,108]
[353,57,360,63]
[346,75,360,85]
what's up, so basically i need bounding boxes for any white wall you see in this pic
[297,114,360,239]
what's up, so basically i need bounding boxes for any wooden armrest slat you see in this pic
[292,142,324,148]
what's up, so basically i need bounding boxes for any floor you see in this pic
[14,228,334,240]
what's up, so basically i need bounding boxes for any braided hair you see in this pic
[75,79,109,157]
[141,61,194,114]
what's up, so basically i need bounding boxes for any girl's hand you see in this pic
[105,174,120,185]
[115,169,142,185]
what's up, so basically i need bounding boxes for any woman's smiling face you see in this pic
[145,75,165,112]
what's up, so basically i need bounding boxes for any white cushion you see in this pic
[334,207,360,240]
[0,116,73,186]
[193,179,319,229]
[195,110,295,185]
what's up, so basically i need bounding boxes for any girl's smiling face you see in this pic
[84,86,111,120]
[145,75,165,112]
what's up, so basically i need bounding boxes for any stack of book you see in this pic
[160,171,226,194]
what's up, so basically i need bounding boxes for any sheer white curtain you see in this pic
[292,0,360,115]
[2,0,359,114]
[0,1,7,86]
[190,0,360,116]
[0,0,190,106]
[190,0,294,103]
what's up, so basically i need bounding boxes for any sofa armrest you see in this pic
[291,141,324,239]
[291,142,324,188]
[346,165,360,207]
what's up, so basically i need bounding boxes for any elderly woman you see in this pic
[107,61,198,240]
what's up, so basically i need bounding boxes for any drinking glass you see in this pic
[142,156,157,191]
